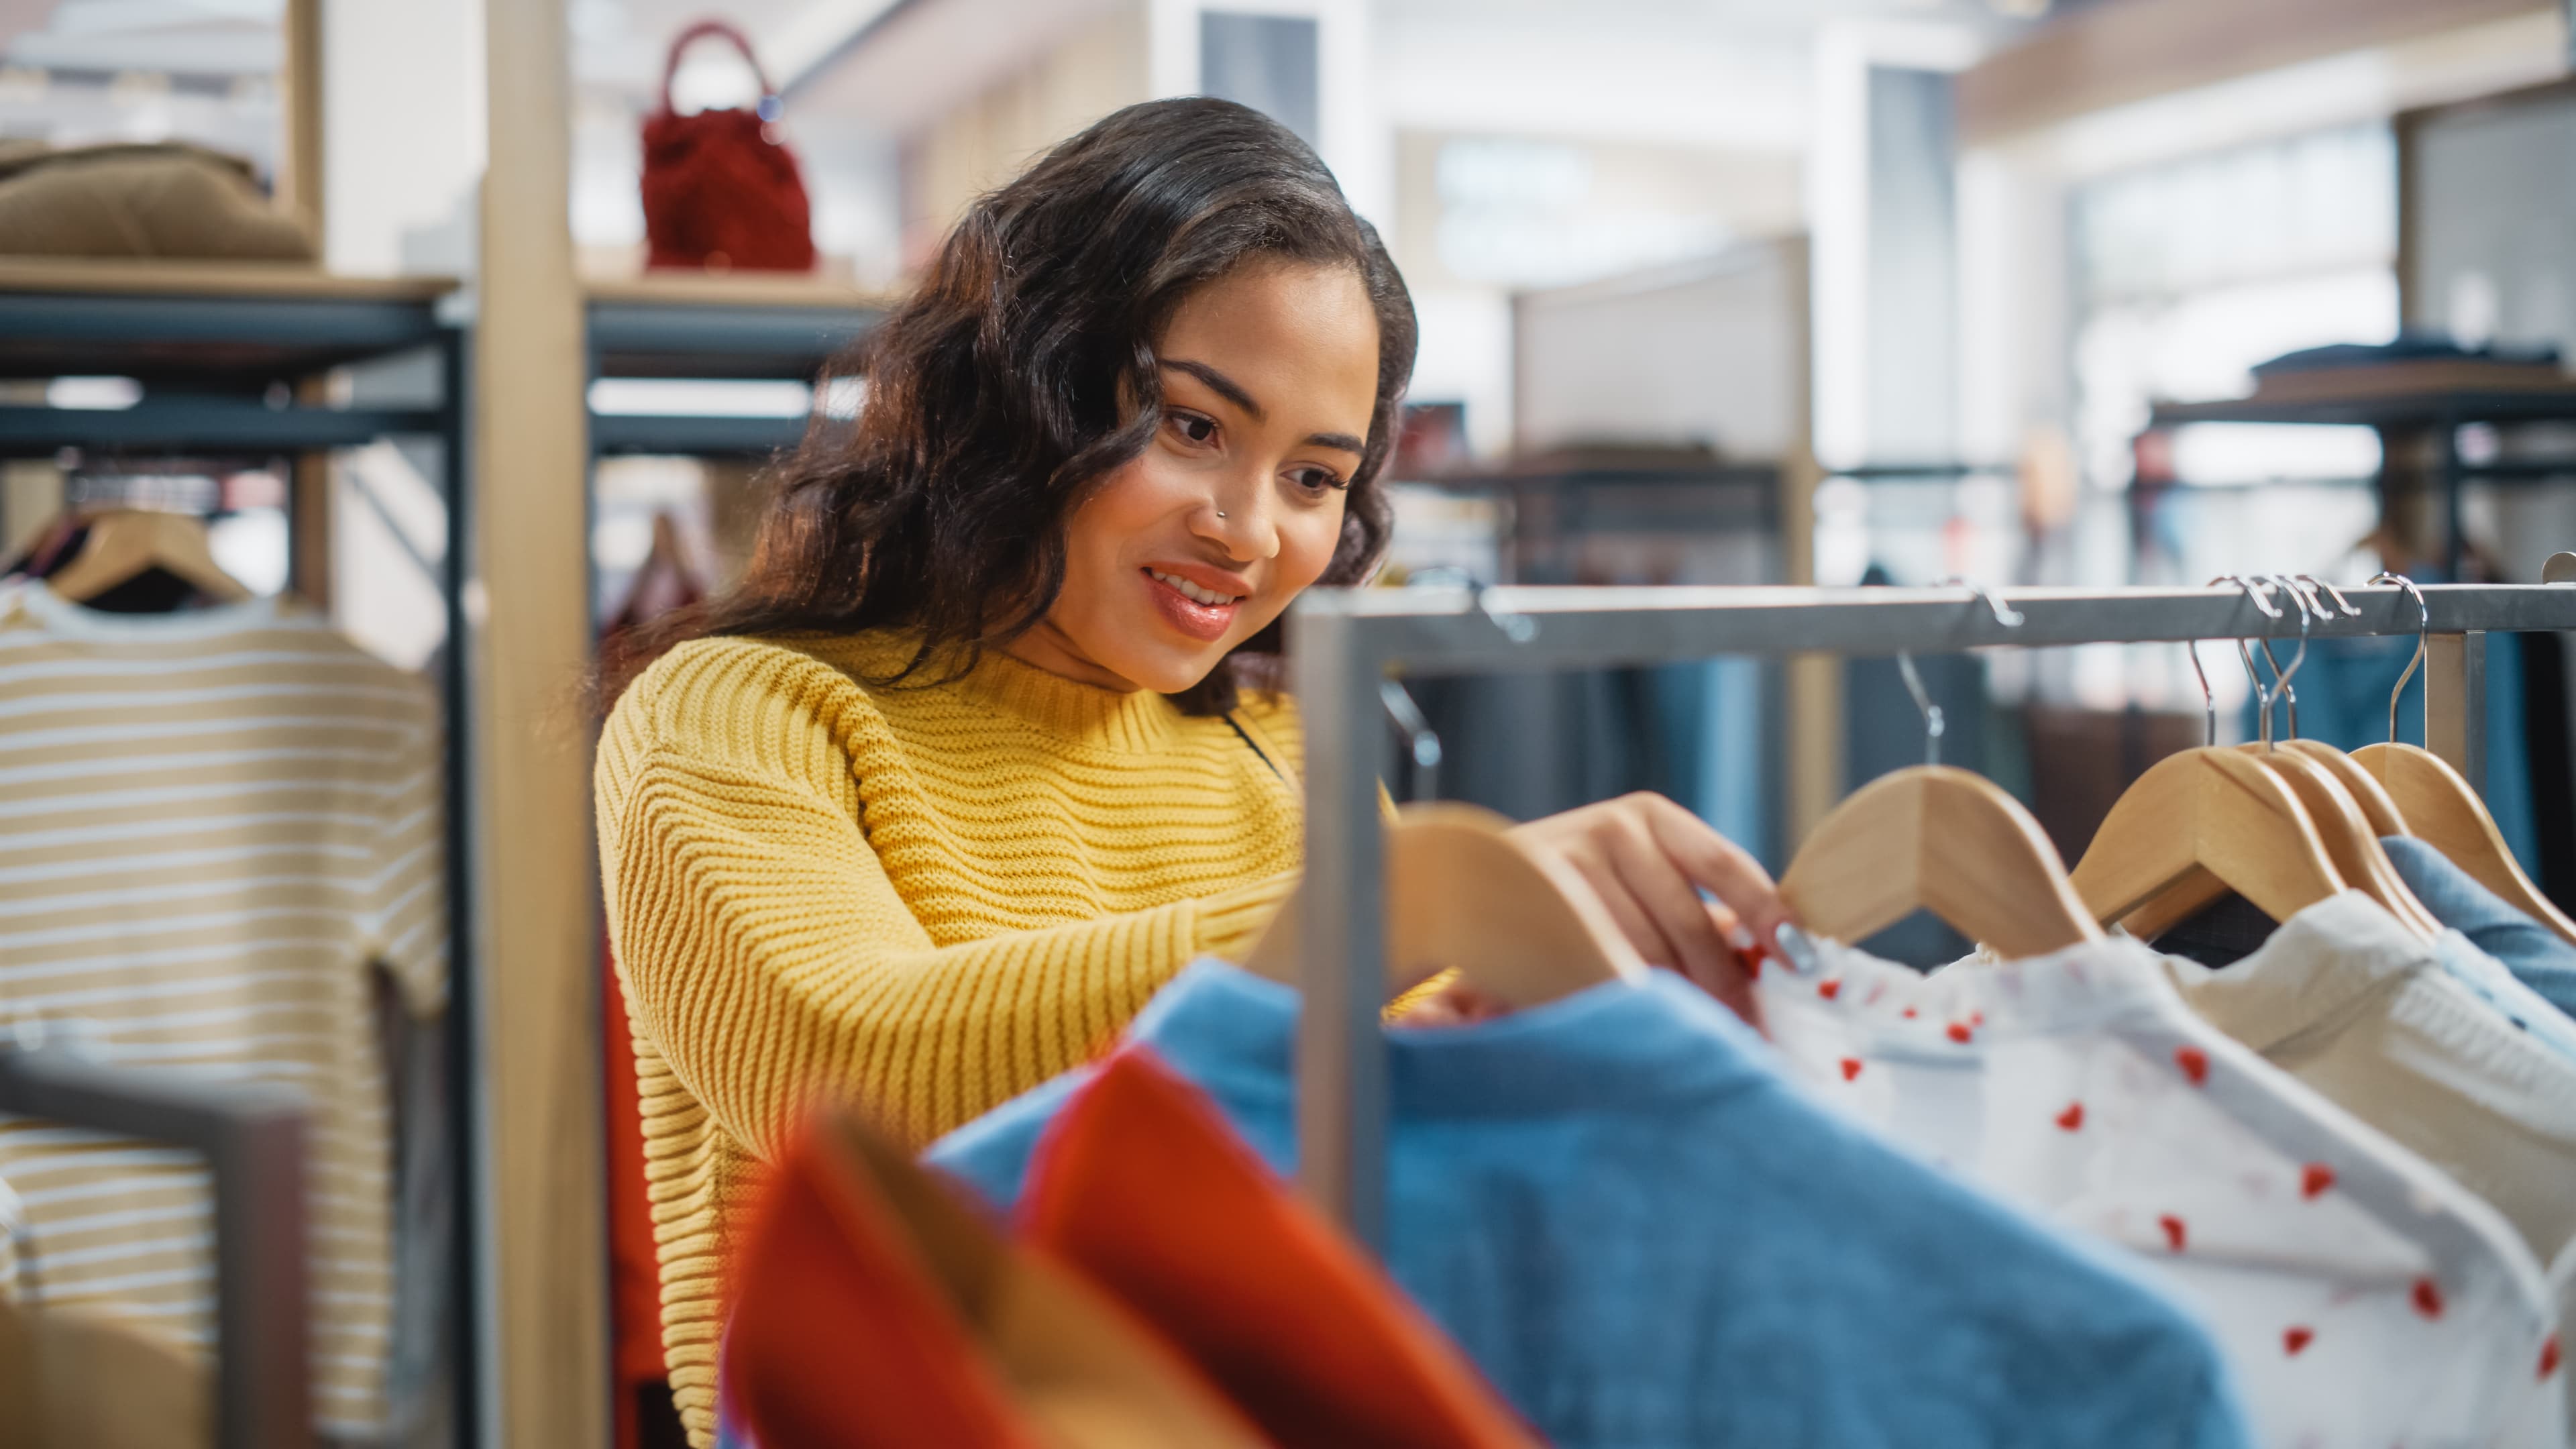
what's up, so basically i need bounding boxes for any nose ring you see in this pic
[1216,510,1227,519]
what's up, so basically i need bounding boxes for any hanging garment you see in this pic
[2384,835,2576,1024]
[2162,892,2576,1429]
[1754,928,2564,1448]
[2161,892,2576,1267]
[725,1106,1268,1449]
[0,583,447,1440]
[930,959,2253,1449]
[1017,1048,1540,1449]
[598,532,707,1449]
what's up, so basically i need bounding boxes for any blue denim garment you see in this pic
[2384,835,2576,1035]
[929,959,2251,1449]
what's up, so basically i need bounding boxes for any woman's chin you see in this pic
[1097,641,1230,696]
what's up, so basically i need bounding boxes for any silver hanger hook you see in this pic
[2368,570,2430,745]
[1378,680,1443,802]
[2294,574,2361,618]
[2184,637,2218,747]
[2210,576,2282,747]
[1896,650,1944,766]
[1938,576,2025,628]
[2257,574,2314,741]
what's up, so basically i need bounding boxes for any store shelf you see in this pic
[0,402,446,456]
[582,274,888,459]
[0,265,464,461]
[0,264,458,385]
[590,412,833,457]
[585,273,888,381]
[2151,388,2576,430]
[0,258,455,301]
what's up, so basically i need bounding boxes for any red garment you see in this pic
[728,1118,1041,1448]
[602,942,680,1449]
[601,525,706,1449]
[1020,1049,1543,1449]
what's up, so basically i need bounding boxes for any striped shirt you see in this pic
[0,580,445,1438]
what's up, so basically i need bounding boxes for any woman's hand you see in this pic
[1507,792,1789,1022]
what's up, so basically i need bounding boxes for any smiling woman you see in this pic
[592,96,1786,1448]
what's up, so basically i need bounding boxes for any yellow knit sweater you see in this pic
[594,631,1305,1445]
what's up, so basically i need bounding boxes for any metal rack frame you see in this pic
[0,1046,311,1449]
[1287,582,2576,1246]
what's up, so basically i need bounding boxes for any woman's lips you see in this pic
[1141,568,1240,642]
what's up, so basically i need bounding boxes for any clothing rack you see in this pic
[1285,581,2576,1248]
[0,1044,311,1449]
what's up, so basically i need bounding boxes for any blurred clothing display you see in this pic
[0,142,313,262]
[640,23,815,274]
[2251,333,2563,377]
[1015,1049,1540,1449]
[0,581,447,1440]
[933,959,2253,1449]
[1758,926,2564,1448]
[2387,835,2576,1024]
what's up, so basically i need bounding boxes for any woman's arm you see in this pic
[600,659,1289,1154]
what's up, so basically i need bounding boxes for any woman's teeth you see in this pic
[1150,570,1241,607]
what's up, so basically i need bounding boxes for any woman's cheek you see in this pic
[1281,498,1347,591]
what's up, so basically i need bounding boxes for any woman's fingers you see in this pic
[1599,807,1736,985]
[1507,792,1788,1028]
[1557,841,1684,972]
[1638,793,1790,948]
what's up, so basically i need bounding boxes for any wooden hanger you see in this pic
[2072,746,2347,929]
[44,509,252,605]
[2356,743,2576,945]
[2121,743,2436,943]
[1780,764,2102,959]
[2087,584,2345,936]
[2354,572,2576,945]
[2245,746,2437,938]
[2261,577,2410,837]
[2232,584,2436,936]
[1242,802,1647,1010]
[2282,739,2408,836]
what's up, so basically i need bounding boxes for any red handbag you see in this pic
[640,21,816,273]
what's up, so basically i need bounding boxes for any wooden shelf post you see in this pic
[474,0,608,1444]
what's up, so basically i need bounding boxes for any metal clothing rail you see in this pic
[0,1044,311,1449]
[1285,582,2576,1248]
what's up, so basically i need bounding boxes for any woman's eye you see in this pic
[1288,466,1348,494]
[1165,411,1218,445]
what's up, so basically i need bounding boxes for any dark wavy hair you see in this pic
[606,97,1417,716]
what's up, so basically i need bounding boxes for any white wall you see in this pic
[323,0,484,274]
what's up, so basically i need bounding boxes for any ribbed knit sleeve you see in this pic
[598,641,1294,1152]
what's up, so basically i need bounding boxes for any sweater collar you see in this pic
[2154,891,2430,1053]
[833,631,1188,753]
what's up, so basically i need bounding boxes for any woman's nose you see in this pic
[1193,485,1277,560]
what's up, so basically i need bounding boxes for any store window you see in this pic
[2070,123,2398,586]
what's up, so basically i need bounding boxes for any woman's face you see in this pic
[1011,259,1381,695]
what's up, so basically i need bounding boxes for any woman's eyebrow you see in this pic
[1163,358,1364,455]
[1161,358,1265,421]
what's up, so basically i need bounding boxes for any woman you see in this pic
[596,96,1787,1444]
